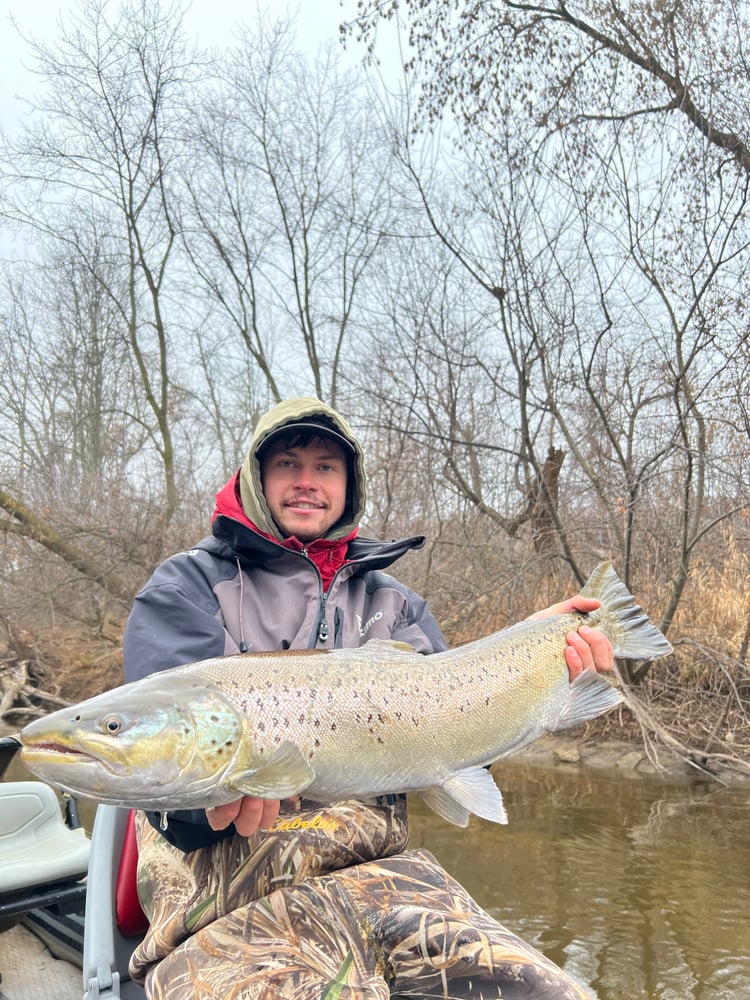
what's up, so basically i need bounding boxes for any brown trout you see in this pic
[20,562,671,826]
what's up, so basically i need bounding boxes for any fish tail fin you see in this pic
[582,562,672,661]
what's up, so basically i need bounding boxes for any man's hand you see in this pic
[527,596,614,681]
[206,797,281,837]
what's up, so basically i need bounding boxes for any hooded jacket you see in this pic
[122,397,447,850]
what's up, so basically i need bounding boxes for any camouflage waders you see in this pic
[132,801,594,1000]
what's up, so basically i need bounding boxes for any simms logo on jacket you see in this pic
[357,611,383,637]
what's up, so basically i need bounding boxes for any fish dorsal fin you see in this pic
[421,766,508,828]
[358,639,418,655]
[230,740,315,798]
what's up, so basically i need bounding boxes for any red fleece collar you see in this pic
[212,471,356,589]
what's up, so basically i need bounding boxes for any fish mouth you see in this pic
[21,741,121,774]
[28,741,89,756]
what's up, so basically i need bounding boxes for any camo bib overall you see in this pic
[131,799,594,1000]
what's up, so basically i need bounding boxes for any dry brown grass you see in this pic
[441,534,750,782]
[0,621,123,729]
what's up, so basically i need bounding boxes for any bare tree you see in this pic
[0,0,200,532]
[180,14,398,407]
[347,0,750,173]
[346,1,750,687]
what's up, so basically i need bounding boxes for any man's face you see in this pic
[261,436,349,542]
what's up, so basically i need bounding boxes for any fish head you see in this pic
[19,677,246,809]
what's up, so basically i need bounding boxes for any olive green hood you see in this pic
[239,397,367,542]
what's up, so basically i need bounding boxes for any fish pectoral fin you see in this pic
[230,741,315,798]
[421,766,507,827]
[554,668,624,730]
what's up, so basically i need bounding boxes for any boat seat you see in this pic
[83,806,147,1000]
[0,781,90,894]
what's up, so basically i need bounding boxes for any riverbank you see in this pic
[510,730,750,786]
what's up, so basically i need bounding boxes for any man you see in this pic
[123,397,610,998]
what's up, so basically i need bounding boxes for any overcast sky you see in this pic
[0,0,371,133]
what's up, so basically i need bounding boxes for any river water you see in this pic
[407,758,750,1000]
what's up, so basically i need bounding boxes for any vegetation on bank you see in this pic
[0,1,748,780]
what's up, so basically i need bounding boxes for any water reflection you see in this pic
[407,760,750,1000]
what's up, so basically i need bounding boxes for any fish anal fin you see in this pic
[421,766,507,827]
[230,740,315,798]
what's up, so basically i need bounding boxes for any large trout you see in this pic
[20,562,670,827]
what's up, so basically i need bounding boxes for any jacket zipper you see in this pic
[303,546,331,646]
[317,593,330,642]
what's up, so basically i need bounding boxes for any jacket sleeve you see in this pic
[123,550,228,682]
[123,548,235,851]
[149,809,235,852]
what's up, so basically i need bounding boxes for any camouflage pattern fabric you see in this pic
[132,803,594,1000]
[132,798,411,981]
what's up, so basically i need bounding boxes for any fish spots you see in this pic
[206,733,231,758]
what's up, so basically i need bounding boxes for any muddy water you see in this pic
[407,759,750,1000]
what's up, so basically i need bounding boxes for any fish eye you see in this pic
[102,716,123,735]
